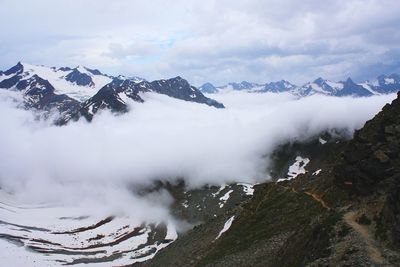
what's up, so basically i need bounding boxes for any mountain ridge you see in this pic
[200,74,400,97]
[0,62,224,124]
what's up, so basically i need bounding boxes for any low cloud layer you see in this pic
[0,92,396,222]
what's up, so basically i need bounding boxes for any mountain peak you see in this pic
[313,77,326,85]
[199,82,218,94]
[3,62,24,76]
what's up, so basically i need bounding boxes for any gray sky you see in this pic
[0,0,399,85]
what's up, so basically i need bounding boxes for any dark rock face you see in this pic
[58,67,73,72]
[335,92,400,195]
[334,92,400,248]
[150,77,224,108]
[69,79,144,122]
[14,75,80,113]
[0,74,23,89]
[3,62,24,76]
[65,69,94,87]
[85,67,103,76]
[336,78,373,97]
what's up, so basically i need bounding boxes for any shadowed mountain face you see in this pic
[65,68,95,87]
[138,93,400,267]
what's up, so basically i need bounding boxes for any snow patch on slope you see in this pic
[215,216,235,240]
[277,156,310,182]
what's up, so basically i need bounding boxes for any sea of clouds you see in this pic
[0,90,396,221]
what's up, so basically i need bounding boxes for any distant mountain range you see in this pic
[199,74,400,97]
[0,62,224,124]
[2,62,400,125]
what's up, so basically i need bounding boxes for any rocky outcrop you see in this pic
[334,92,400,249]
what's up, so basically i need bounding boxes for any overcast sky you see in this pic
[1,0,399,85]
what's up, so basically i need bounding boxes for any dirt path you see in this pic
[344,211,387,266]
[304,191,331,210]
[276,183,331,210]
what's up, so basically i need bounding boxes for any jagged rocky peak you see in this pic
[314,77,326,85]
[59,75,224,124]
[18,74,54,93]
[64,65,106,87]
[264,80,296,92]
[149,76,224,108]
[228,81,258,90]
[335,77,372,96]
[65,68,94,87]
[2,61,24,76]
[199,82,218,94]
[57,66,73,72]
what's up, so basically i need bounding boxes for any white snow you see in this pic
[312,169,322,176]
[0,190,177,266]
[385,78,395,84]
[212,184,226,197]
[310,83,328,94]
[219,190,233,208]
[181,200,189,208]
[288,156,310,177]
[277,156,310,182]
[360,82,379,94]
[319,137,327,144]
[0,73,13,82]
[19,63,112,101]
[326,81,344,91]
[237,183,255,196]
[215,216,235,240]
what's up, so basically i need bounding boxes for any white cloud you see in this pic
[0,91,395,207]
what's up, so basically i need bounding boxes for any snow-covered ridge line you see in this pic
[199,73,400,97]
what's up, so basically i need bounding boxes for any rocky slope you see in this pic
[138,93,400,266]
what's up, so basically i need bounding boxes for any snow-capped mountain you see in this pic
[0,62,113,101]
[295,77,373,97]
[0,63,80,114]
[199,80,297,94]
[200,75,400,96]
[199,82,218,93]
[0,62,224,124]
[60,76,224,124]
[263,80,297,93]
[361,74,400,94]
